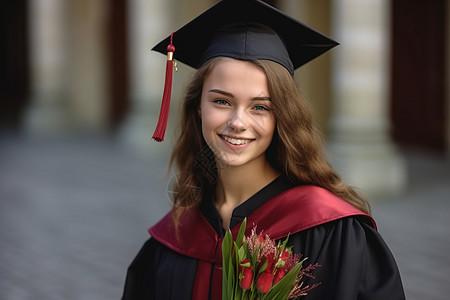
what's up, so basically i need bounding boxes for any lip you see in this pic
[219,134,255,149]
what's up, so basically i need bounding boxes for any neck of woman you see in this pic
[214,158,280,230]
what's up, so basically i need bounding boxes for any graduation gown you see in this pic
[122,176,405,299]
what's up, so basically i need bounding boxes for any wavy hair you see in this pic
[169,57,370,224]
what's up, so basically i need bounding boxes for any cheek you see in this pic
[269,117,277,137]
[253,115,276,140]
[265,120,277,144]
[199,100,210,135]
[200,106,220,139]
[200,116,211,140]
[201,104,228,129]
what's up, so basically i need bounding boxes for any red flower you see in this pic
[239,259,253,290]
[273,268,286,285]
[256,271,274,293]
[222,219,321,299]
[265,255,275,271]
[279,250,291,262]
[272,250,291,285]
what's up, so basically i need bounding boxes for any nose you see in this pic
[227,109,247,132]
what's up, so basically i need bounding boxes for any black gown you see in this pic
[122,177,405,299]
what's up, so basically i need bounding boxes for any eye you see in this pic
[213,99,230,106]
[253,105,269,111]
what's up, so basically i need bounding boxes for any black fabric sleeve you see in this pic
[286,217,406,300]
[122,238,198,300]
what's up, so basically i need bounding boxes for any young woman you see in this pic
[122,1,405,299]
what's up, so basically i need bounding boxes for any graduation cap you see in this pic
[151,0,338,142]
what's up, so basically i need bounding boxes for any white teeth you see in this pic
[223,136,251,145]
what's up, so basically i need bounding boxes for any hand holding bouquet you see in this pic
[222,218,320,300]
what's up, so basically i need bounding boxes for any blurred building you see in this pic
[1,0,449,196]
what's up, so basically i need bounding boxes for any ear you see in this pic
[198,106,202,119]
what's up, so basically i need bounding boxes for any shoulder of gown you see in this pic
[123,216,405,300]
[122,238,197,300]
[287,216,406,300]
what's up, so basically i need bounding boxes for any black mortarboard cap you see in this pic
[151,0,338,142]
[152,0,339,75]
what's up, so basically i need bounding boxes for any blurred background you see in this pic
[0,0,449,299]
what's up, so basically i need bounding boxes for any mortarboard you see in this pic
[151,0,338,142]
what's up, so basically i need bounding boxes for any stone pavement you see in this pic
[0,134,449,300]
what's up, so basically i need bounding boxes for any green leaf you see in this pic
[222,229,234,300]
[240,261,251,268]
[258,259,268,274]
[266,262,302,300]
[280,234,290,252]
[236,218,247,247]
[229,243,237,298]
[235,286,243,299]
[242,289,250,300]
[238,245,246,262]
[274,260,286,269]
[251,246,259,267]
[233,241,241,298]
[243,243,251,262]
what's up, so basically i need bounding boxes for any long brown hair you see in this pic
[169,57,370,223]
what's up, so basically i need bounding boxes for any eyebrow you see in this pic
[208,89,271,101]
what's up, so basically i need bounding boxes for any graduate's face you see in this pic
[199,58,276,169]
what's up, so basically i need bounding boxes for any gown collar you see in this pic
[199,176,296,236]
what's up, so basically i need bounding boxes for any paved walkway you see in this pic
[0,134,449,299]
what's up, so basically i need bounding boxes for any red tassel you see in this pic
[152,32,176,142]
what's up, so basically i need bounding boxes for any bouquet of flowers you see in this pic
[222,218,320,300]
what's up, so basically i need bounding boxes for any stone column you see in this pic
[447,2,450,156]
[24,0,71,135]
[279,0,333,133]
[328,0,407,197]
[121,0,215,157]
[65,0,109,133]
[120,0,173,157]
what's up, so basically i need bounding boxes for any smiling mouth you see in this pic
[220,135,253,145]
